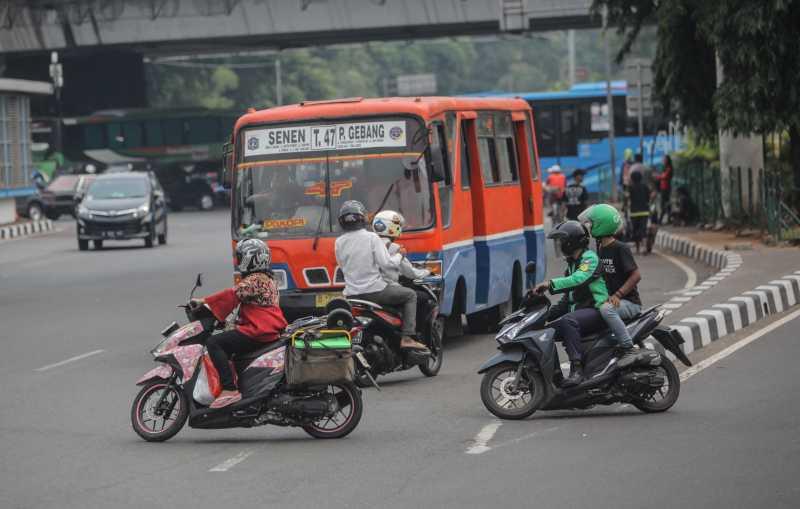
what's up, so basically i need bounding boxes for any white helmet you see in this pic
[372,210,405,239]
[548,164,562,173]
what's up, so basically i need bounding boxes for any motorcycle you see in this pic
[130,274,364,442]
[478,268,692,419]
[328,276,444,387]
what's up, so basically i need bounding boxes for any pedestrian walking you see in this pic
[627,171,651,254]
[657,154,674,224]
[563,168,589,221]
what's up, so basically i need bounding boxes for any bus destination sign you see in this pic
[244,120,407,157]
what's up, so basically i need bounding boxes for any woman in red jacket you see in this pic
[658,154,674,223]
[193,238,287,408]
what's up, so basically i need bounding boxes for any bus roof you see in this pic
[63,107,238,125]
[467,80,628,102]
[235,96,531,131]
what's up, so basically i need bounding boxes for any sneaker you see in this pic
[210,390,242,408]
[616,346,639,369]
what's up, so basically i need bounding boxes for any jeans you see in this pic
[599,299,642,349]
[206,329,263,391]
[555,307,607,362]
[352,284,417,336]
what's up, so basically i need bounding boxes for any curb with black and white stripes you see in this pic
[654,230,743,316]
[650,230,799,358]
[0,219,54,241]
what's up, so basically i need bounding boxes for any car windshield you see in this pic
[47,176,80,192]
[234,117,432,239]
[86,178,149,200]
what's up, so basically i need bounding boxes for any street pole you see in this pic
[603,8,617,203]
[637,61,644,156]
[568,29,575,88]
[275,55,283,106]
[49,51,64,156]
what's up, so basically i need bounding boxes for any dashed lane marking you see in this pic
[680,307,800,382]
[34,349,105,372]
[466,420,502,455]
[209,450,254,472]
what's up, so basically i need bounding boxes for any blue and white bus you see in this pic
[473,81,684,194]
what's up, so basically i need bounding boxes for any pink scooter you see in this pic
[131,274,363,442]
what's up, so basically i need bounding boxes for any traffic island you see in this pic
[651,228,800,358]
[0,219,55,241]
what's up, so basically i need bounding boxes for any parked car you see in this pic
[157,170,217,211]
[16,174,95,221]
[75,172,168,251]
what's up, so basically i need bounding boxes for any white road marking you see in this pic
[655,250,697,291]
[681,308,800,382]
[466,420,503,455]
[34,349,104,372]
[209,450,254,472]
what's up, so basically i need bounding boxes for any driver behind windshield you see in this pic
[335,201,430,353]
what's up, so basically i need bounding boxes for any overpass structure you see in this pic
[0,0,596,56]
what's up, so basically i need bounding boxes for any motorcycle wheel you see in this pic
[631,358,681,413]
[480,363,546,420]
[130,380,188,442]
[302,382,363,439]
[419,317,444,377]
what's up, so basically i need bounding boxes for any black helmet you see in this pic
[547,220,589,257]
[338,200,367,231]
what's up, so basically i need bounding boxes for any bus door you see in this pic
[513,111,545,284]
[461,115,490,306]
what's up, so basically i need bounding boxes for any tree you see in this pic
[594,0,800,188]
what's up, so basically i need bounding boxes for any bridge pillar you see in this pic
[2,50,146,116]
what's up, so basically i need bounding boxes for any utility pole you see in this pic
[275,55,283,106]
[636,61,644,156]
[49,51,64,155]
[567,29,576,88]
[602,8,617,202]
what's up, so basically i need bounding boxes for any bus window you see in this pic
[163,119,184,146]
[84,124,105,150]
[187,117,220,144]
[532,106,556,157]
[459,120,471,189]
[497,137,519,183]
[431,121,452,227]
[478,137,500,184]
[122,122,143,148]
[559,105,577,156]
[524,118,540,180]
[144,119,163,147]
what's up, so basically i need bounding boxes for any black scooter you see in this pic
[478,267,692,420]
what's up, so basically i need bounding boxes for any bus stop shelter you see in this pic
[0,78,53,224]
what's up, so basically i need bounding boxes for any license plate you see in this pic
[103,230,123,238]
[355,352,371,369]
[315,292,341,308]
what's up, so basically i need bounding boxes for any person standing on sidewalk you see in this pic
[657,154,674,224]
[563,168,589,221]
[628,171,652,254]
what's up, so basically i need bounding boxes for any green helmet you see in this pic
[578,203,622,238]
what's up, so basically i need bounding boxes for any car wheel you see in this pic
[158,219,167,245]
[78,238,89,251]
[145,225,155,248]
[27,203,44,221]
[93,240,103,250]
[199,194,214,211]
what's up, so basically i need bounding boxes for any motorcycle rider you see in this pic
[335,200,430,353]
[371,210,431,284]
[534,221,610,386]
[191,238,288,408]
[578,204,642,367]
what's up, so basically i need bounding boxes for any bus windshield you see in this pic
[234,117,433,239]
[235,154,433,239]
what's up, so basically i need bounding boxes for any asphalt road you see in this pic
[5,210,793,509]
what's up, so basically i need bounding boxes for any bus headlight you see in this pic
[413,260,442,276]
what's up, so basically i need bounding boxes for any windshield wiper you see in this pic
[312,153,332,251]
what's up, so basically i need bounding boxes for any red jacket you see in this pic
[205,273,288,342]
[658,165,673,191]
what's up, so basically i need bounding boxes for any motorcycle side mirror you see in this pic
[195,273,203,288]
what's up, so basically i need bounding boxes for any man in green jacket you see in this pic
[534,221,610,386]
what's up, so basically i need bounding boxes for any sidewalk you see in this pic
[0,219,55,241]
